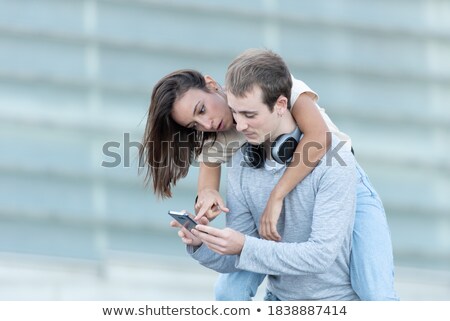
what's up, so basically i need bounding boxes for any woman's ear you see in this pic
[204,75,219,91]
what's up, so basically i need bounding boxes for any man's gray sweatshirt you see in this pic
[189,136,359,300]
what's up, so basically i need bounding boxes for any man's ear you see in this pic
[275,95,289,114]
[204,75,219,91]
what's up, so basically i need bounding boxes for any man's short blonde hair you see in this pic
[225,48,292,111]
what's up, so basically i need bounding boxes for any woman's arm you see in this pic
[259,93,330,240]
[195,162,229,220]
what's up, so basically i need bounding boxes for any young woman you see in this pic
[140,68,398,300]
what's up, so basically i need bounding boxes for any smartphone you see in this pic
[168,210,198,231]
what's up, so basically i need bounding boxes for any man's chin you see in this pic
[246,137,262,145]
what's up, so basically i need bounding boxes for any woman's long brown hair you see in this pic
[139,70,216,198]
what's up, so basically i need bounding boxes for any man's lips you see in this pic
[217,120,223,131]
[244,132,257,138]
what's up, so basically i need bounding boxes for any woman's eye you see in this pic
[245,114,255,118]
[199,105,206,113]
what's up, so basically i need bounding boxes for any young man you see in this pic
[174,49,360,300]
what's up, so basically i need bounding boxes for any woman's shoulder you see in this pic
[291,75,319,102]
[197,126,246,164]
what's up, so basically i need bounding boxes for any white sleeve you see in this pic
[290,74,319,107]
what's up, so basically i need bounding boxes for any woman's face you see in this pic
[171,88,234,132]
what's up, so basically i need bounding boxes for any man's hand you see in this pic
[259,193,283,241]
[170,212,209,247]
[191,225,245,255]
[195,188,230,221]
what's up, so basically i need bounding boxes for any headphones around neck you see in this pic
[242,127,303,168]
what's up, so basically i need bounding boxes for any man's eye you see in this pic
[245,114,255,118]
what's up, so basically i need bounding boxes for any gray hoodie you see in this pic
[189,136,359,300]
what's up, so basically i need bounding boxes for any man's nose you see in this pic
[235,115,248,132]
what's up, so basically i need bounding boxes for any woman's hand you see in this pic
[195,188,229,221]
[259,193,283,241]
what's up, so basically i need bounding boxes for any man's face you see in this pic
[227,86,280,144]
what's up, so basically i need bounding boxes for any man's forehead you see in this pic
[228,86,264,111]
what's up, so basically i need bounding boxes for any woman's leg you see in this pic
[214,271,266,301]
[350,162,399,300]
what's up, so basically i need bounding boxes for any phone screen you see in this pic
[168,211,198,231]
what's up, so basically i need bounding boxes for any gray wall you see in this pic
[0,0,449,299]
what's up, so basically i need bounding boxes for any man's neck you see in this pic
[264,112,297,155]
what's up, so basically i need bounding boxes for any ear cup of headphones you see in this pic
[242,143,265,168]
[271,127,303,164]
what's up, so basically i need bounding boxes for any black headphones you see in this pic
[242,127,303,168]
